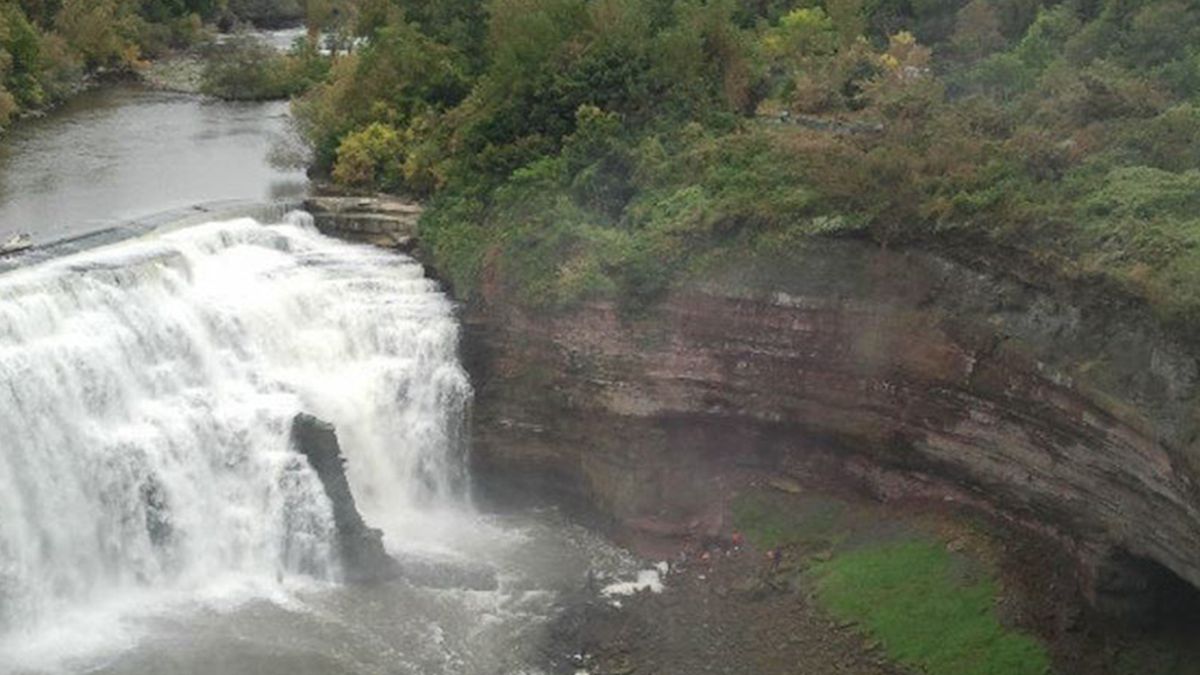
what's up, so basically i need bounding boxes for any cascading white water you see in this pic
[0,214,472,666]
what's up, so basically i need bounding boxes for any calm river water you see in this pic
[0,84,306,245]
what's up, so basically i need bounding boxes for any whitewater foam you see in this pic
[0,214,471,670]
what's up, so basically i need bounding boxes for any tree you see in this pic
[1125,0,1199,68]
[16,0,63,28]
[768,7,837,58]
[137,0,223,22]
[827,0,866,47]
[1012,5,1077,71]
[332,121,406,190]
[226,0,302,26]
[0,4,45,106]
[952,0,1005,61]
[54,0,139,68]
[304,0,356,55]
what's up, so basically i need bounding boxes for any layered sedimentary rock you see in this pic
[462,239,1200,613]
[304,196,421,251]
[291,413,398,583]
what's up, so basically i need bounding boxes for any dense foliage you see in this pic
[201,32,327,99]
[0,0,244,124]
[224,0,302,28]
[0,0,339,120]
[291,0,1200,325]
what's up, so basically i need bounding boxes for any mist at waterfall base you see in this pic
[0,215,631,674]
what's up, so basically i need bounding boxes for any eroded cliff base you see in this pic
[517,460,1200,675]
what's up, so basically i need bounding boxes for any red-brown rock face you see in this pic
[461,239,1200,614]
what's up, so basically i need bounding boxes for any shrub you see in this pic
[201,34,325,100]
[54,0,141,70]
[292,18,469,170]
[133,12,209,59]
[1116,104,1200,172]
[331,122,407,191]
[226,0,304,27]
[201,35,287,99]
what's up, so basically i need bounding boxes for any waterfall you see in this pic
[0,215,472,660]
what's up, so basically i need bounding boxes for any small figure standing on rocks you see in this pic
[766,547,782,572]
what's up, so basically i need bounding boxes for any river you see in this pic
[0,84,306,246]
[0,61,631,675]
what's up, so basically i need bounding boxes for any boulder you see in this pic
[291,413,399,583]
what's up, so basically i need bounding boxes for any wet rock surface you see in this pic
[546,543,902,675]
[549,568,897,674]
[291,413,399,583]
[533,463,1196,675]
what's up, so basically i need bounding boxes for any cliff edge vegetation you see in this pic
[291,0,1200,336]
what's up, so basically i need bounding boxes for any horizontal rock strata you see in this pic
[463,239,1200,616]
[304,196,421,251]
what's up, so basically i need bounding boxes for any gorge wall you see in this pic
[459,238,1200,615]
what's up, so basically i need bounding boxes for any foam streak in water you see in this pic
[0,215,471,669]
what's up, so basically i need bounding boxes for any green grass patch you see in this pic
[813,540,1051,675]
[731,491,847,550]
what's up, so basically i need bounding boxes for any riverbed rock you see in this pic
[463,238,1200,619]
[290,413,399,583]
[140,54,205,94]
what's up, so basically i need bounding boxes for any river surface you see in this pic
[0,84,306,245]
[0,53,632,675]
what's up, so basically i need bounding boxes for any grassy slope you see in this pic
[733,490,1051,675]
[814,541,1049,675]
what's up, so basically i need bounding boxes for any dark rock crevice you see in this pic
[1090,548,1200,625]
